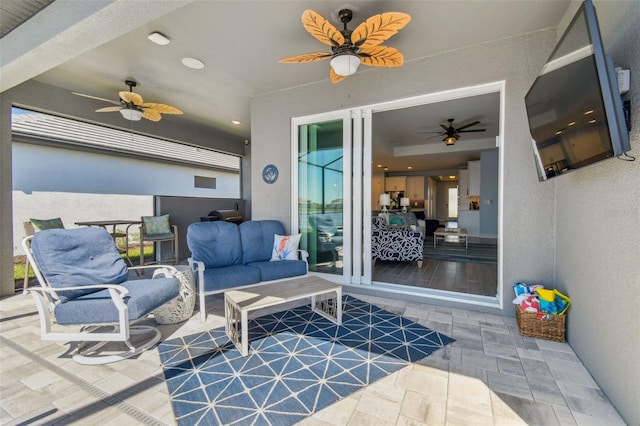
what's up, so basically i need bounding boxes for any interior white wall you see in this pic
[552,2,640,424]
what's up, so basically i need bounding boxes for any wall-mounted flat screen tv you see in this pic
[525,0,630,181]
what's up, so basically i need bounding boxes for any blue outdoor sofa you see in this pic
[187,220,308,320]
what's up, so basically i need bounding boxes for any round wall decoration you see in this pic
[262,164,279,184]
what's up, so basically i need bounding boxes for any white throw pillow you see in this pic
[271,234,302,261]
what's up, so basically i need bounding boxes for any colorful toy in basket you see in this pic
[536,288,571,315]
[519,295,540,312]
[513,282,544,297]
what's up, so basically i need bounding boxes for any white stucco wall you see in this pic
[552,2,640,424]
[12,142,240,198]
[11,142,240,255]
[250,10,639,422]
[251,29,558,310]
[12,191,153,256]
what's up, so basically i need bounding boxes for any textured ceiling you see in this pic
[3,0,573,172]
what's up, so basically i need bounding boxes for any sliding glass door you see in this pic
[294,111,354,283]
[292,82,503,306]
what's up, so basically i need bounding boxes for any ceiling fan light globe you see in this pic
[445,136,457,146]
[330,54,361,76]
[120,108,143,121]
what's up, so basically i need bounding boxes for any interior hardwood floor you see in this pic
[373,237,498,297]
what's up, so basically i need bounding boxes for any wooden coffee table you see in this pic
[224,276,342,356]
[433,228,469,253]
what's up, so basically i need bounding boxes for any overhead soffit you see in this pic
[0,0,54,38]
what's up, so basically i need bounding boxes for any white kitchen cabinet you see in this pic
[468,160,481,196]
[385,176,406,192]
[406,176,425,202]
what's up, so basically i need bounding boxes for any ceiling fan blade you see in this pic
[141,103,183,115]
[142,110,162,122]
[351,12,411,49]
[330,68,347,84]
[119,91,144,105]
[301,10,344,47]
[359,46,404,67]
[95,106,122,113]
[458,129,486,133]
[440,124,450,131]
[455,120,481,131]
[279,52,332,63]
[425,134,445,141]
[72,92,121,105]
[417,131,444,135]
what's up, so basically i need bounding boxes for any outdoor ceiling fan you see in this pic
[73,80,183,122]
[421,118,486,146]
[279,9,411,83]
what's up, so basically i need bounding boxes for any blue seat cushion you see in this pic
[143,232,175,241]
[246,260,307,282]
[187,221,243,268]
[31,227,129,303]
[54,277,179,325]
[240,220,285,264]
[201,265,261,292]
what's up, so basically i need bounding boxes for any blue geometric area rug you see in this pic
[158,295,455,425]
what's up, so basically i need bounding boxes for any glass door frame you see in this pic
[292,110,354,285]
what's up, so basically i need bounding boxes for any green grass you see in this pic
[14,246,155,282]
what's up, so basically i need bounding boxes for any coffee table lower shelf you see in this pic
[433,228,469,253]
[224,276,342,356]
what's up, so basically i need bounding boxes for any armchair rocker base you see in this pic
[71,325,161,365]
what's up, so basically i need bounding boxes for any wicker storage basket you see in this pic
[516,307,566,342]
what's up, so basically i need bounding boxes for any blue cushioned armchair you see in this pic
[371,216,424,268]
[23,227,180,364]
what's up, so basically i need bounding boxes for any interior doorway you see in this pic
[448,187,459,218]
[368,82,503,302]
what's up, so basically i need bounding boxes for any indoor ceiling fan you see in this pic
[72,80,183,122]
[279,9,411,83]
[422,118,487,146]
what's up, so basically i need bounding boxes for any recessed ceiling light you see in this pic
[231,120,241,125]
[449,175,456,179]
[147,32,170,46]
[584,109,594,115]
[182,57,205,69]
[407,166,412,170]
